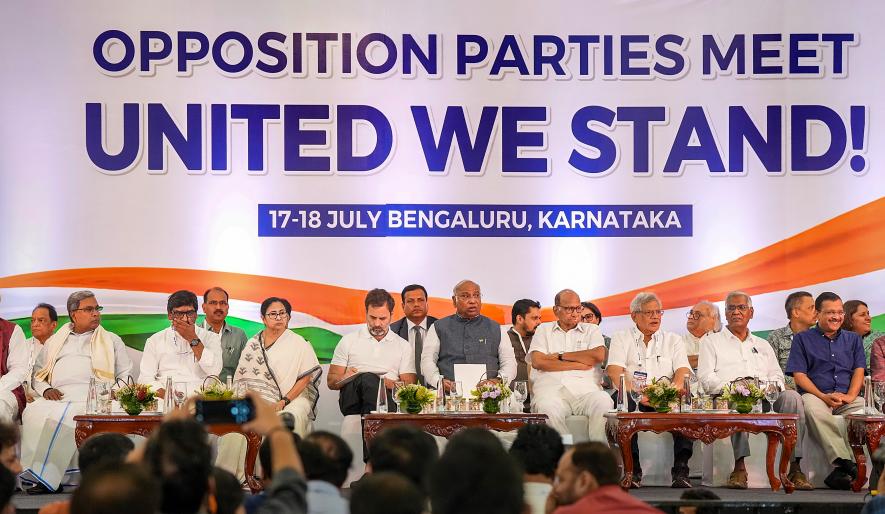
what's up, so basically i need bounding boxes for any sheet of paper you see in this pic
[454,363,487,391]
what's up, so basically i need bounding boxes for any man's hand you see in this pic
[43,388,63,401]
[443,378,456,393]
[172,318,198,342]
[823,393,845,409]
[832,392,855,404]
[384,377,397,390]
[243,392,286,437]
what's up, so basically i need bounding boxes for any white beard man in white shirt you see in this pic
[527,289,612,443]
[138,290,223,398]
[697,291,810,490]
[606,292,693,488]
[21,290,133,494]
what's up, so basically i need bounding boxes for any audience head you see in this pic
[67,290,101,332]
[259,430,300,482]
[553,289,582,331]
[842,300,872,337]
[144,419,212,514]
[678,487,721,514]
[212,467,245,514]
[580,301,602,325]
[815,292,844,336]
[401,284,430,324]
[452,280,482,319]
[0,424,20,475]
[70,462,160,514]
[202,287,231,326]
[365,288,395,340]
[30,303,58,341]
[78,432,135,478]
[784,291,816,327]
[369,425,438,492]
[351,472,425,514]
[509,423,564,480]
[686,301,721,337]
[300,431,353,488]
[512,299,542,336]
[0,466,13,514]
[430,428,524,514]
[630,292,663,336]
[724,291,754,331]
[260,297,292,331]
[552,442,619,507]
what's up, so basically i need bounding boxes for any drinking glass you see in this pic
[629,379,645,412]
[96,382,112,414]
[875,382,885,414]
[392,381,405,413]
[512,381,528,412]
[172,382,188,408]
[764,381,780,404]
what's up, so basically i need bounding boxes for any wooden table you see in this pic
[74,414,263,492]
[846,413,885,492]
[605,412,798,493]
[362,412,548,448]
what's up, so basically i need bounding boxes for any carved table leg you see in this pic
[765,432,782,492]
[779,425,796,494]
[617,429,635,489]
[848,421,868,493]
[243,432,262,493]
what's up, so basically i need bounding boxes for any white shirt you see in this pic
[331,326,415,380]
[608,327,690,383]
[32,329,133,398]
[524,482,552,514]
[0,324,29,393]
[698,328,784,394]
[406,318,428,349]
[683,332,703,357]
[139,326,222,391]
[421,322,518,387]
[526,321,605,395]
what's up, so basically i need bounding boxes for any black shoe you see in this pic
[671,465,692,488]
[839,461,858,479]
[824,468,852,490]
[25,483,58,495]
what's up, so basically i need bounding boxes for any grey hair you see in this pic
[66,290,96,316]
[629,292,661,313]
[452,280,479,296]
[696,300,723,332]
[725,291,753,308]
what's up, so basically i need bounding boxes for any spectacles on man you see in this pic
[557,305,582,314]
[638,309,664,317]
[264,310,289,320]
[73,306,104,314]
[686,310,705,320]
[456,293,481,301]
[821,310,845,317]
[726,304,749,312]
[170,310,198,319]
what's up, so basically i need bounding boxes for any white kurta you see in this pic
[21,329,132,490]
[138,326,222,392]
[0,324,28,422]
[607,326,690,383]
[697,328,785,394]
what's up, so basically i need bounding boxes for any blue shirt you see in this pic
[306,480,348,514]
[786,326,865,395]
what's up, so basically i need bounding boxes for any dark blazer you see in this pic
[389,315,437,341]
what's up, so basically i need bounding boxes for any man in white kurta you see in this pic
[606,292,692,487]
[138,291,222,396]
[527,290,612,442]
[24,304,59,401]
[0,317,29,422]
[21,291,132,492]
[697,291,809,489]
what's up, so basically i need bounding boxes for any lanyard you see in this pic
[634,331,660,370]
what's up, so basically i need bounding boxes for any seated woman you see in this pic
[234,297,321,435]
[843,300,883,367]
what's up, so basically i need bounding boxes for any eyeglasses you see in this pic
[725,304,750,312]
[638,309,664,317]
[557,306,582,314]
[205,300,229,307]
[264,311,289,320]
[73,306,104,314]
[821,310,845,317]
[170,310,198,319]
[456,293,482,301]
[686,310,704,320]
[581,313,598,323]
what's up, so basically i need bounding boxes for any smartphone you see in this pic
[194,398,255,424]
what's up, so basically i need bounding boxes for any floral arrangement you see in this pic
[471,381,512,414]
[721,379,764,413]
[117,383,157,415]
[194,377,235,400]
[643,377,679,413]
[396,384,435,414]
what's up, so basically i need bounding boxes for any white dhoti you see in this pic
[0,390,18,423]
[532,386,613,442]
[20,394,86,489]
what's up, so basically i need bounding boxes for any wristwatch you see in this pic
[558,352,564,361]
[189,338,201,347]
[281,396,291,406]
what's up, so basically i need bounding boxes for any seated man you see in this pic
[389,284,437,386]
[22,290,133,493]
[682,301,720,370]
[607,292,692,488]
[422,280,517,391]
[767,291,816,391]
[299,431,353,514]
[0,309,28,422]
[527,289,612,442]
[509,424,564,514]
[25,304,58,401]
[139,290,222,396]
[503,299,542,411]
[698,291,808,490]
[787,291,866,490]
[328,289,416,415]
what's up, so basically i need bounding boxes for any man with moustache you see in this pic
[201,287,247,384]
[787,292,866,490]
[683,301,721,369]
[422,280,517,392]
[389,285,437,386]
[698,291,808,490]
[767,291,816,390]
[504,299,542,411]
[329,289,416,415]
[25,304,58,401]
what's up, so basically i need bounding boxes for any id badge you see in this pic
[633,371,648,382]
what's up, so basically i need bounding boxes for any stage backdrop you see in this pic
[2,1,883,361]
